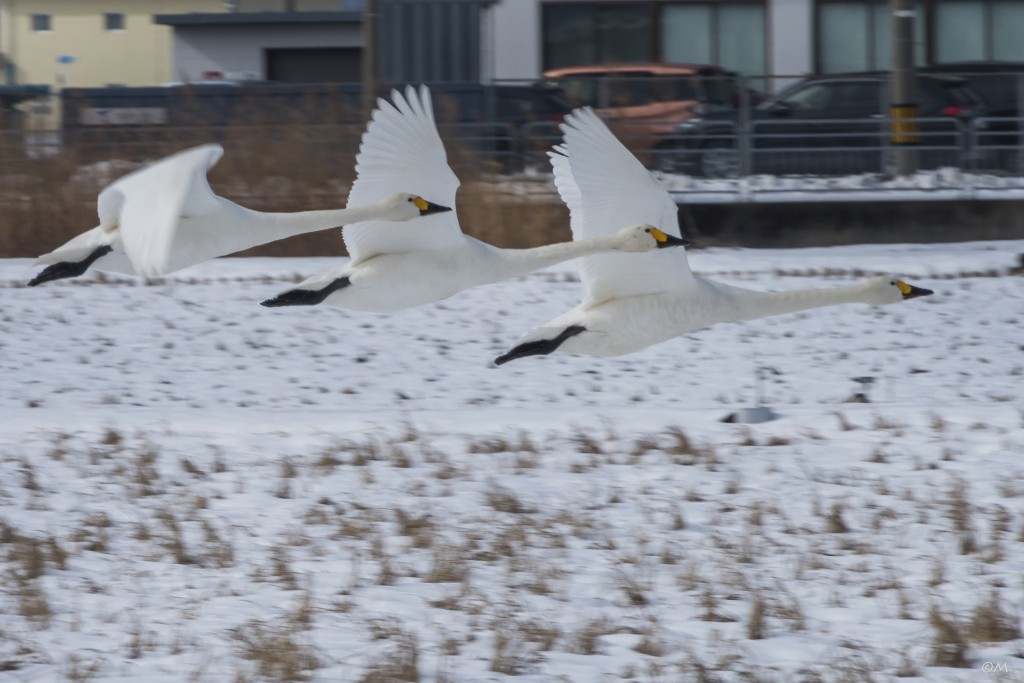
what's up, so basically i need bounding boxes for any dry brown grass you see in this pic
[928,605,970,668]
[358,631,419,682]
[232,619,320,682]
[0,122,569,260]
[968,590,1021,643]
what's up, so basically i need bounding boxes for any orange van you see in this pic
[542,63,748,164]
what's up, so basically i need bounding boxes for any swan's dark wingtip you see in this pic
[27,245,114,286]
[28,261,84,287]
[261,276,351,308]
[493,351,514,366]
[260,290,316,307]
[493,325,587,366]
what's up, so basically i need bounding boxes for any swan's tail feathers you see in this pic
[261,276,351,308]
[494,325,586,366]
[897,280,933,300]
[28,245,113,286]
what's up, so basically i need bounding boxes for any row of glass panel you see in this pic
[544,1,1024,78]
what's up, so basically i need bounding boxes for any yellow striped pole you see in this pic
[890,103,919,145]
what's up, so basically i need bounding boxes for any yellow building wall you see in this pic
[4,0,218,88]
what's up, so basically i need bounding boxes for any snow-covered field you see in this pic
[1,241,1022,682]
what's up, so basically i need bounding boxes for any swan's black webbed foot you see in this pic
[494,325,586,365]
[28,245,113,287]
[261,276,350,307]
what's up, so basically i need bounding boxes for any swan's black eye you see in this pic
[644,228,651,233]
[889,280,895,285]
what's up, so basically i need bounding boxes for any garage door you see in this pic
[265,48,362,83]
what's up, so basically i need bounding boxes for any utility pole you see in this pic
[890,0,918,175]
[362,0,378,121]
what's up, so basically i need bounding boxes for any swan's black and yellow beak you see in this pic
[650,228,690,249]
[896,280,933,300]
[412,196,453,216]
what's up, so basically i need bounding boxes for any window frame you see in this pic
[814,0,1024,70]
[541,1,767,75]
[104,12,126,32]
[30,13,52,33]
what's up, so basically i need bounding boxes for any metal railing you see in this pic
[3,70,1024,180]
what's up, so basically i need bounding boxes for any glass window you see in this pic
[31,14,52,32]
[600,6,650,63]
[779,82,837,110]
[543,5,597,70]
[661,3,765,75]
[661,5,713,65]
[830,80,882,110]
[818,2,925,73]
[935,1,985,61]
[543,5,654,69]
[820,4,870,72]
[719,4,766,76]
[105,13,125,31]
[993,1,1024,60]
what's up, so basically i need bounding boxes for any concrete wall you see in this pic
[768,0,813,84]
[490,0,540,81]
[169,23,362,82]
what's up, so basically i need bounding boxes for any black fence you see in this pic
[4,72,1024,178]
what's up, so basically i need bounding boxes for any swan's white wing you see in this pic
[560,108,693,304]
[549,145,583,235]
[111,144,225,277]
[343,85,462,261]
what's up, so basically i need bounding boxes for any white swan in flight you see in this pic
[260,85,687,312]
[28,144,451,286]
[494,108,933,365]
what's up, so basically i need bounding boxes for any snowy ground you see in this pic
[1,241,1023,682]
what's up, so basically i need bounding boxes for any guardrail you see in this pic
[647,115,1024,179]
[2,115,1023,182]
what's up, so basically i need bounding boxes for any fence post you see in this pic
[1017,73,1024,175]
[738,74,751,177]
[890,0,918,175]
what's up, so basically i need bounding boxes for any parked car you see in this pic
[920,61,1024,170]
[658,71,989,177]
[542,62,754,164]
[433,83,572,172]
[919,61,1024,115]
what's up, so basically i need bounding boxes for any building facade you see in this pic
[0,0,221,88]
[492,0,1024,82]
[156,1,492,85]
[4,0,1024,92]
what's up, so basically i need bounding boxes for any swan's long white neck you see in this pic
[489,233,635,280]
[712,278,876,322]
[236,200,393,245]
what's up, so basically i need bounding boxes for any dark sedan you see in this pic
[655,72,988,177]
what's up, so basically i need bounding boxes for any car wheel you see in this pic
[699,144,740,178]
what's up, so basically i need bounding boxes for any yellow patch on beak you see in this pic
[649,228,670,243]
[412,196,429,212]
[896,280,913,296]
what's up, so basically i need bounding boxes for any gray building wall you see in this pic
[490,0,540,80]
[769,0,814,79]
[378,1,486,83]
[168,24,363,82]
